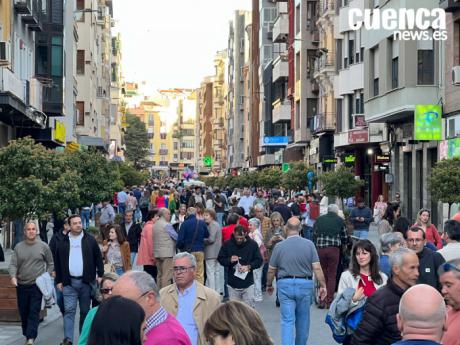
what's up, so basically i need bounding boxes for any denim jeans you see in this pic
[63,278,92,342]
[55,282,65,314]
[131,252,137,267]
[261,262,268,289]
[253,267,263,302]
[17,284,42,340]
[118,202,126,215]
[277,278,314,345]
[80,209,90,230]
[302,226,313,241]
[216,213,224,227]
[353,230,369,239]
[115,266,124,276]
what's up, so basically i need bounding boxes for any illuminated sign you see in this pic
[322,156,337,164]
[344,154,356,164]
[414,104,442,140]
[54,120,66,143]
[375,154,391,163]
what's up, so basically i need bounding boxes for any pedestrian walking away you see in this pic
[267,217,327,345]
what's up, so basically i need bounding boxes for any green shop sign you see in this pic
[414,104,442,140]
[448,138,460,158]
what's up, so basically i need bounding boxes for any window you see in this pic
[160,133,167,140]
[173,142,178,150]
[348,94,354,130]
[296,101,300,129]
[296,53,300,81]
[307,1,317,29]
[360,92,364,114]
[391,39,399,89]
[348,34,355,65]
[336,40,343,70]
[76,101,85,125]
[417,37,434,85]
[51,36,63,77]
[295,5,301,34]
[147,133,154,139]
[76,0,85,21]
[181,140,194,149]
[148,114,154,126]
[77,50,85,75]
[372,46,379,96]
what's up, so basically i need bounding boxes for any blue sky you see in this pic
[113,0,251,89]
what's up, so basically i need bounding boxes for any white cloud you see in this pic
[113,0,251,89]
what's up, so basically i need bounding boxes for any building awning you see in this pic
[0,93,47,129]
[78,135,108,151]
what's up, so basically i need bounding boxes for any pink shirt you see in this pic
[443,307,460,345]
[144,314,191,345]
[137,220,155,266]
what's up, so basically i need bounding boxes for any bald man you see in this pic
[267,217,327,345]
[393,284,447,345]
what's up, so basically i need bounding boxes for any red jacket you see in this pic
[222,224,236,243]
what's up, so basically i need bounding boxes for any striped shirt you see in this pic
[145,306,168,334]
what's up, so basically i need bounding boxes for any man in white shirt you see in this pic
[237,189,256,217]
[55,215,104,345]
[117,188,128,215]
[438,220,460,262]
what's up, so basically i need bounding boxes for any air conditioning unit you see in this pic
[452,66,460,85]
[0,41,11,64]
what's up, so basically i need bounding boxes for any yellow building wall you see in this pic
[0,0,11,42]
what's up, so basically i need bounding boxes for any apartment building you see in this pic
[212,51,227,172]
[363,0,441,223]
[109,32,123,160]
[75,0,112,150]
[227,10,252,170]
[333,0,385,206]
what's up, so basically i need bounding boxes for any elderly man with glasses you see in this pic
[113,270,191,345]
[439,260,460,345]
[160,252,221,345]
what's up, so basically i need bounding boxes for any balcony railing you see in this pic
[272,100,291,123]
[21,0,43,32]
[314,53,335,74]
[273,55,288,83]
[159,149,168,155]
[311,113,336,133]
[273,13,288,43]
[14,0,32,14]
[1,68,27,104]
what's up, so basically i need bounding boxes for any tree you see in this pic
[115,161,150,187]
[258,168,283,188]
[64,149,122,208]
[318,166,365,208]
[429,157,460,216]
[0,137,79,220]
[282,162,315,191]
[124,114,149,169]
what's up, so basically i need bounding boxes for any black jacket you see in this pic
[121,222,142,253]
[351,279,405,345]
[49,230,68,265]
[218,235,263,289]
[273,204,293,223]
[417,247,445,291]
[55,231,104,286]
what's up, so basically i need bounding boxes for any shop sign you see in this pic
[203,156,214,167]
[344,154,356,164]
[263,136,289,146]
[348,129,369,144]
[322,156,337,164]
[448,138,460,158]
[375,154,391,163]
[414,104,442,140]
[282,163,290,173]
[54,120,66,143]
[354,115,367,127]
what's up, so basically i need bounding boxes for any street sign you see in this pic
[282,163,290,173]
[203,156,213,167]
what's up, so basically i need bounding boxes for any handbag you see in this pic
[185,219,200,253]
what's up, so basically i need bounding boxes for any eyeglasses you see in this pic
[136,290,151,302]
[100,288,112,294]
[443,263,460,273]
[171,266,195,273]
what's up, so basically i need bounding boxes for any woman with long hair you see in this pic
[102,224,131,275]
[377,203,399,235]
[155,190,166,208]
[88,296,146,345]
[248,218,264,303]
[204,301,273,345]
[195,202,205,220]
[373,195,387,224]
[414,208,443,249]
[336,240,388,344]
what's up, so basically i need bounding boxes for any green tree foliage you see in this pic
[429,158,460,213]
[124,114,149,169]
[318,166,364,207]
[114,161,150,187]
[282,162,315,191]
[0,137,79,220]
[64,149,121,208]
[258,167,283,188]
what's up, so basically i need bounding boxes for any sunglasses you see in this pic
[100,288,112,294]
[443,263,460,273]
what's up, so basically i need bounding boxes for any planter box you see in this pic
[0,274,46,322]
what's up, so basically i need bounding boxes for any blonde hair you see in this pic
[204,301,273,345]
[415,208,432,227]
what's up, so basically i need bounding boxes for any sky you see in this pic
[113,0,252,90]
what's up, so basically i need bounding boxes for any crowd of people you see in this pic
[6,177,460,345]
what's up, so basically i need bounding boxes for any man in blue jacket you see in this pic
[177,207,209,285]
[350,197,372,239]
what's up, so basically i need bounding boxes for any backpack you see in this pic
[309,202,320,220]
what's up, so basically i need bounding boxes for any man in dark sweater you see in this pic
[406,226,445,291]
[121,210,142,266]
[218,225,263,307]
[351,247,420,345]
[350,197,372,239]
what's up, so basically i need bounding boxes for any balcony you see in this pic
[311,29,320,43]
[159,148,168,155]
[14,0,32,14]
[273,14,288,43]
[21,0,43,32]
[273,55,288,83]
[319,0,335,16]
[29,77,43,111]
[311,113,336,133]
[314,53,335,77]
[1,68,27,103]
[213,117,224,128]
[272,100,291,123]
[439,0,460,12]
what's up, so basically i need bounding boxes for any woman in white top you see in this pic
[248,218,265,303]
